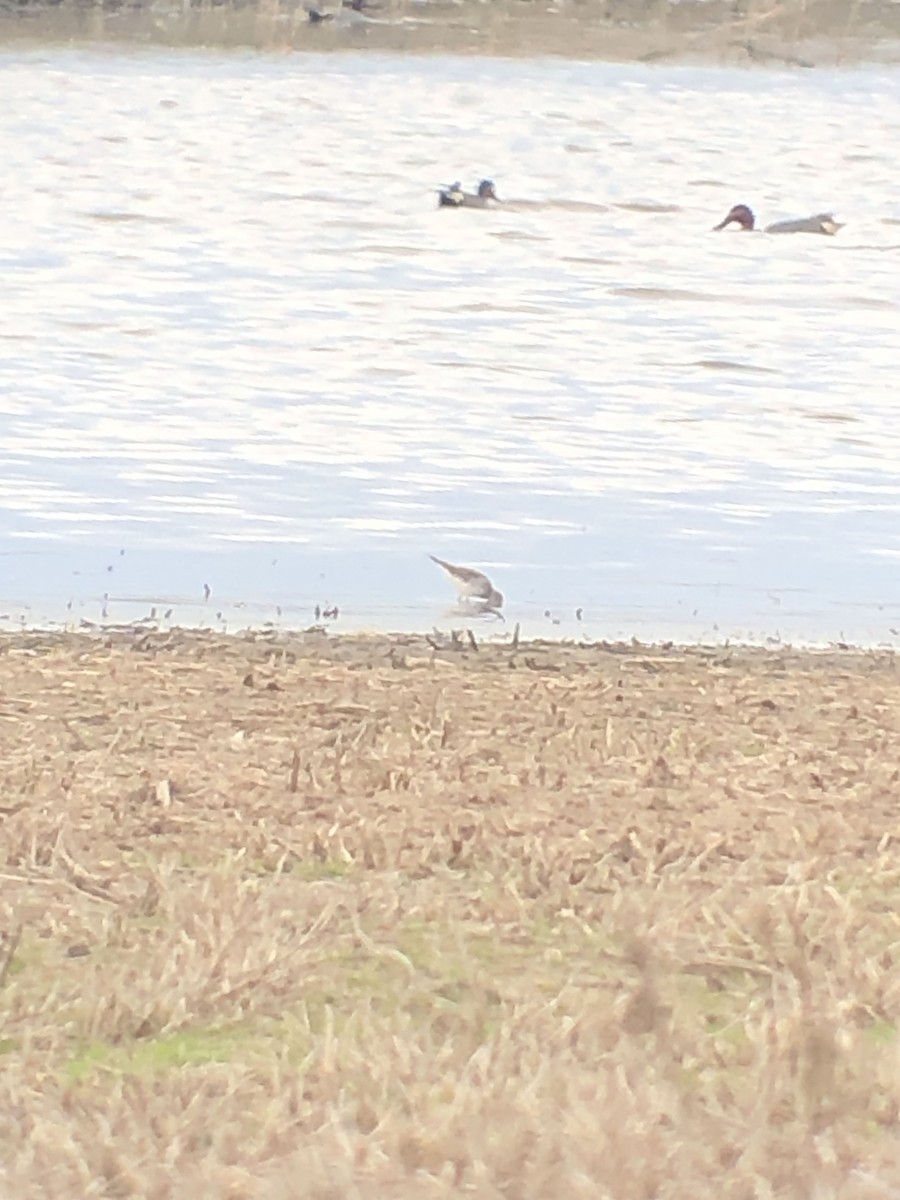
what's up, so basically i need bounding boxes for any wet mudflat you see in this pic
[2,628,900,1195]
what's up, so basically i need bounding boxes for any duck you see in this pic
[430,555,504,612]
[438,179,500,209]
[713,204,842,235]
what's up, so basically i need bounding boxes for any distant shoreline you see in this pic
[1,0,899,67]
[0,625,887,661]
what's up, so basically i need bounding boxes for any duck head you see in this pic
[714,203,755,231]
[477,179,499,201]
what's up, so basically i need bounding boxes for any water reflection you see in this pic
[0,49,899,644]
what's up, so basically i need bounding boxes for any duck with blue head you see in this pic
[714,203,843,235]
[438,179,500,209]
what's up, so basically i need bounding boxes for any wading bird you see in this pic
[430,555,504,613]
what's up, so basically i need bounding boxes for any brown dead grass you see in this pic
[2,627,900,1197]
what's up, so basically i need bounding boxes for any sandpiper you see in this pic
[430,555,504,612]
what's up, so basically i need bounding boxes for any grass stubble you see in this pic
[2,627,900,1197]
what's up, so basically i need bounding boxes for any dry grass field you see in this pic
[2,627,900,1197]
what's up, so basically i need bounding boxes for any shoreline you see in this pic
[1,620,892,662]
[2,1,900,67]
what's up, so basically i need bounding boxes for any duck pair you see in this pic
[437,184,842,235]
[438,179,500,209]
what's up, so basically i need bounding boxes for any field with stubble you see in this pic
[2,628,900,1197]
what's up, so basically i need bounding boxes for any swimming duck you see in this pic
[438,179,500,209]
[430,555,503,612]
[714,204,842,235]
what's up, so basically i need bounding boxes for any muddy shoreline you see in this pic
[0,621,889,664]
[2,0,899,66]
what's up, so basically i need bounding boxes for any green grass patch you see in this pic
[66,1025,256,1080]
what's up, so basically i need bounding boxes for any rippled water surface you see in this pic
[2,47,900,642]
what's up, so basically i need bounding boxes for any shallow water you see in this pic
[1,47,899,644]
